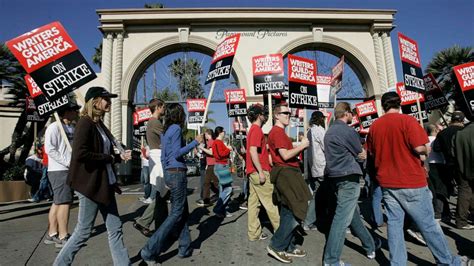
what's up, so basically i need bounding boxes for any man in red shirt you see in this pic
[246,104,280,242]
[367,92,462,265]
[266,103,310,264]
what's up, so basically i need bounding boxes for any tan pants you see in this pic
[248,171,280,240]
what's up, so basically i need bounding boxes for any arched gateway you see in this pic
[83,8,397,177]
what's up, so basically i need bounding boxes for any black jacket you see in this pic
[67,116,121,205]
[455,123,474,180]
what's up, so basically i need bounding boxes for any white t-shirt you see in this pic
[45,122,73,172]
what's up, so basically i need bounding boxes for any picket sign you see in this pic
[416,97,424,128]
[201,80,216,129]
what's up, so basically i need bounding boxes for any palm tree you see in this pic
[92,43,102,68]
[426,45,473,96]
[169,58,205,100]
[425,45,474,119]
[152,87,179,101]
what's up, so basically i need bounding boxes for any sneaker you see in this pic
[460,255,472,266]
[286,248,307,258]
[367,237,382,259]
[266,245,292,263]
[133,221,153,237]
[302,224,318,231]
[143,259,161,266]
[44,233,61,245]
[367,251,376,259]
[143,198,153,204]
[249,233,268,241]
[196,199,211,207]
[55,234,70,248]
[458,224,474,230]
[27,198,39,203]
[239,201,248,210]
[406,229,426,245]
[138,196,146,202]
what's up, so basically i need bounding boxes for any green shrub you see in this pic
[2,164,25,181]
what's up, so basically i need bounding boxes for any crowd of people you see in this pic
[24,86,473,265]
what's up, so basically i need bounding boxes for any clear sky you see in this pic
[1,0,473,136]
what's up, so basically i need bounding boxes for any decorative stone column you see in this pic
[381,32,397,88]
[111,32,124,142]
[102,33,114,129]
[372,31,387,93]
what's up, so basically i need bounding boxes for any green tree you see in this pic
[426,45,474,97]
[152,87,179,101]
[92,43,102,68]
[169,58,204,99]
[0,44,47,166]
[425,45,474,119]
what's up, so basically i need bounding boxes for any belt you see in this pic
[166,167,187,172]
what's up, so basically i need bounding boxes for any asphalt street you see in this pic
[1,174,473,265]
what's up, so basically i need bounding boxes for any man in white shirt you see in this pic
[43,103,79,248]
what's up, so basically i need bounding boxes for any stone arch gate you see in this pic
[89,8,397,159]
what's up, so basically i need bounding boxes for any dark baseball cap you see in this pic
[311,110,325,119]
[451,111,465,123]
[85,86,118,102]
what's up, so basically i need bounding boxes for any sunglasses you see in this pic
[278,111,291,115]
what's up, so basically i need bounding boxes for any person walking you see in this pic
[140,103,202,264]
[212,126,234,218]
[133,99,168,237]
[323,102,377,266]
[43,103,80,248]
[266,103,311,264]
[54,86,131,266]
[303,110,326,231]
[246,104,280,241]
[367,91,465,265]
[454,120,474,230]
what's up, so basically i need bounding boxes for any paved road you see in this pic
[1,175,473,265]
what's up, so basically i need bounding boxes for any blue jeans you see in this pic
[141,170,192,261]
[323,175,375,265]
[270,205,298,252]
[241,177,249,200]
[33,167,52,201]
[213,164,233,215]
[382,186,461,266]
[54,192,130,266]
[304,177,322,226]
[372,182,384,226]
[140,166,152,199]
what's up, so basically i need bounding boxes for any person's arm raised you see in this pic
[277,137,309,161]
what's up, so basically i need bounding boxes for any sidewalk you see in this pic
[1,175,473,265]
